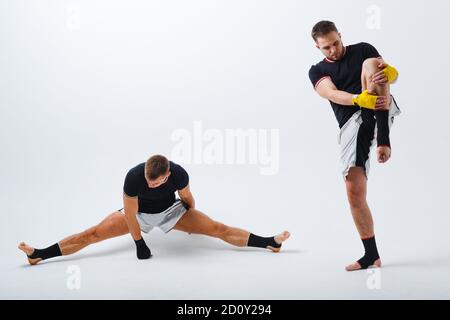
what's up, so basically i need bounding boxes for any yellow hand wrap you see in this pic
[352,90,377,110]
[383,64,398,83]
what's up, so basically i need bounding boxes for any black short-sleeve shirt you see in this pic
[309,42,381,128]
[123,161,189,213]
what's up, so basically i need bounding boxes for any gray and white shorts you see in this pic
[338,96,401,179]
[119,199,188,233]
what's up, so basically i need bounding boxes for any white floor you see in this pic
[2,224,450,300]
[2,155,450,300]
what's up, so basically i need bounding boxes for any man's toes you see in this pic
[275,231,291,244]
[345,262,362,272]
[18,243,35,256]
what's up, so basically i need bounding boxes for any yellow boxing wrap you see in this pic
[352,90,377,110]
[383,64,398,83]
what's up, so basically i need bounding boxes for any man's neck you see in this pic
[325,46,347,63]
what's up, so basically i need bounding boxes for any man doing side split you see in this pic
[19,155,290,264]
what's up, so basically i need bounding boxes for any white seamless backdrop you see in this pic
[1,0,449,299]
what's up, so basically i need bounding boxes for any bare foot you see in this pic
[377,146,391,163]
[267,231,291,253]
[18,242,42,265]
[345,258,382,272]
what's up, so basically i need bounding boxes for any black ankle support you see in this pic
[357,236,380,269]
[27,243,62,260]
[247,233,281,249]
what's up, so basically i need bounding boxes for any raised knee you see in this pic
[362,58,382,73]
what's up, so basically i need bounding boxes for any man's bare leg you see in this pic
[172,209,290,252]
[18,211,129,265]
[345,167,381,271]
[361,57,392,163]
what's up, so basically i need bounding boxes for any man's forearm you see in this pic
[327,89,355,106]
[124,212,142,240]
[182,195,195,210]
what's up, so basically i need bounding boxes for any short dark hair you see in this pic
[311,20,338,42]
[145,155,169,180]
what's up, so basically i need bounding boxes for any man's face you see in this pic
[146,171,171,188]
[315,31,345,61]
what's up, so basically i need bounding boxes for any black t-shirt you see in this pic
[309,42,381,128]
[123,161,189,213]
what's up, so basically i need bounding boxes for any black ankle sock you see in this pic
[27,243,62,260]
[247,233,281,249]
[357,236,380,269]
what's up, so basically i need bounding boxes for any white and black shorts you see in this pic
[338,96,401,179]
[119,199,188,233]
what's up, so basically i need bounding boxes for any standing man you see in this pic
[308,21,401,271]
[19,155,290,265]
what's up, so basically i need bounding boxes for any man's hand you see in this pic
[371,59,398,85]
[352,90,388,110]
[135,238,152,259]
[374,95,391,111]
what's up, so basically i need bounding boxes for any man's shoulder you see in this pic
[169,161,187,175]
[309,60,326,75]
[350,42,375,50]
[310,59,326,69]
[169,161,189,188]
[127,162,145,176]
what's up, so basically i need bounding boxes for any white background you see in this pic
[1,0,449,299]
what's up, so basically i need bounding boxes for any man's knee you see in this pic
[362,58,382,74]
